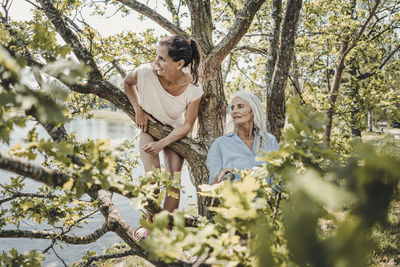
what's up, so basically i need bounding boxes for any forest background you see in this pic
[0,0,399,266]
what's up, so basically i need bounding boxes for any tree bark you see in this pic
[265,0,282,96]
[324,47,347,143]
[266,0,302,141]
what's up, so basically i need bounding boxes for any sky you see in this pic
[7,0,182,86]
[8,0,174,37]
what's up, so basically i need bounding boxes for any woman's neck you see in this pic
[159,70,185,85]
[236,124,254,140]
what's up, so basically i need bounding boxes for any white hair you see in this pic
[225,92,268,153]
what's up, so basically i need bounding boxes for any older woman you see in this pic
[207,92,278,184]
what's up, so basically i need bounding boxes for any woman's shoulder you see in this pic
[263,132,279,151]
[185,80,203,102]
[208,134,235,153]
[212,133,235,145]
[136,63,154,75]
[264,132,276,141]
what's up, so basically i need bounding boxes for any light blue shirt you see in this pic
[206,132,279,184]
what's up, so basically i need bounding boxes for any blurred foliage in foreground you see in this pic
[0,42,399,267]
[134,98,400,267]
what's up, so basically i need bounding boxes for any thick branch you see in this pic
[0,153,69,188]
[117,0,187,37]
[90,191,192,267]
[38,0,102,77]
[209,0,267,64]
[186,0,213,51]
[0,224,111,244]
[112,60,127,79]
[265,0,282,92]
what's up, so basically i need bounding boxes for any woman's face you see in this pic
[231,97,253,126]
[153,45,181,76]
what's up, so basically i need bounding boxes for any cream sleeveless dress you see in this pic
[136,63,203,128]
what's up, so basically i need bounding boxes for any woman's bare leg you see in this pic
[163,147,184,212]
[138,132,160,222]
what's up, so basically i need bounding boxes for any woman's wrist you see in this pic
[157,138,169,149]
[134,105,144,114]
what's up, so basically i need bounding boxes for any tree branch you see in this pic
[232,45,268,56]
[0,153,70,189]
[82,249,136,267]
[265,0,282,94]
[209,0,267,65]
[38,0,102,78]
[165,0,181,28]
[0,12,43,68]
[186,0,213,51]
[117,0,188,37]
[0,223,112,244]
[344,0,381,55]
[0,192,56,205]
[356,42,400,80]
[288,75,305,104]
[222,52,233,83]
[112,60,127,79]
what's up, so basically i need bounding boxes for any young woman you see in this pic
[124,36,203,241]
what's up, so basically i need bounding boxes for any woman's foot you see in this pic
[133,226,148,242]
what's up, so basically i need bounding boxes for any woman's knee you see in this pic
[163,148,184,173]
[138,132,155,146]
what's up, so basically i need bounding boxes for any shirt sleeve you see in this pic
[189,84,204,103]
[136,64,150,94]
[266,133,279,152]
[206,139,223,184]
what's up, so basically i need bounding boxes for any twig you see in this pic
[64,208,100,234]
[272,192,281,223]
[193,252,210,267]
[42,239,56,254]
[0,192,57,205]
[52,247,68,267]
[288,75,305,104]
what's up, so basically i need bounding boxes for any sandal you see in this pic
[133,226,148,242]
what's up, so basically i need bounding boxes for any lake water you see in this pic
[0,117,197,266]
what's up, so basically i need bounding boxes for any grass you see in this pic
[368,201,400,266]
[361,130,400,266]
[90,109,132,122]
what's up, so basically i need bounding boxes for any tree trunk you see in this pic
[197,62,227,146]
[265,0,282,97]
[266,0,302,141]
[324,53,346,143]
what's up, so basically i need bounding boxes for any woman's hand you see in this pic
[213,168,235,184]
[136,108,156,132]
[142,141,165,155]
